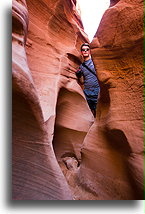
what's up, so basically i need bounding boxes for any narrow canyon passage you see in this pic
[12,0,144,200]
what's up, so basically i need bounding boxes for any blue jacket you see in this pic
[76,58,100,90]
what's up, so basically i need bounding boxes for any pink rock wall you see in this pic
[12,0,93,200]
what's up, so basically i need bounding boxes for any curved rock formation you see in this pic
[12,0,93,200]
[78,0,144,199]
[12,0,144,200]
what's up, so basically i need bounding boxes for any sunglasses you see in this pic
[81,48,90,52]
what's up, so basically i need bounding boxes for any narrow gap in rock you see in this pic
[77,0,110,41]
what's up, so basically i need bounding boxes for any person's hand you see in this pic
[76,68,81,73]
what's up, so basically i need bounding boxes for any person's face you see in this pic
[81,45,91,58]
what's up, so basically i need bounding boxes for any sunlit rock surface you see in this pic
[12,0,144,200]
[81,0,143,199]
[12,0,92,200]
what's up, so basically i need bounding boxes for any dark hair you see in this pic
[80,43,90,51]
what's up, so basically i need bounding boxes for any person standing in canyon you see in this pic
[76,43,100,117]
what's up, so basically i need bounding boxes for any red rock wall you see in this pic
[12,0,93,200]
[12,0,144,200]
[78,0,144,199]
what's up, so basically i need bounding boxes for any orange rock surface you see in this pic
[12,0,144,200]
[80,0,144,199]
[12,0,93,200]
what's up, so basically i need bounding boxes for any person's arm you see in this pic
[76,67,82,78]
[75,67,84,85]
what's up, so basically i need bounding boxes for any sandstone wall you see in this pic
[12,0,93,200]
[78,0,144,199]
[12,0,144,200]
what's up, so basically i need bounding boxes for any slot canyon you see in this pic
[12,0,144,200]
